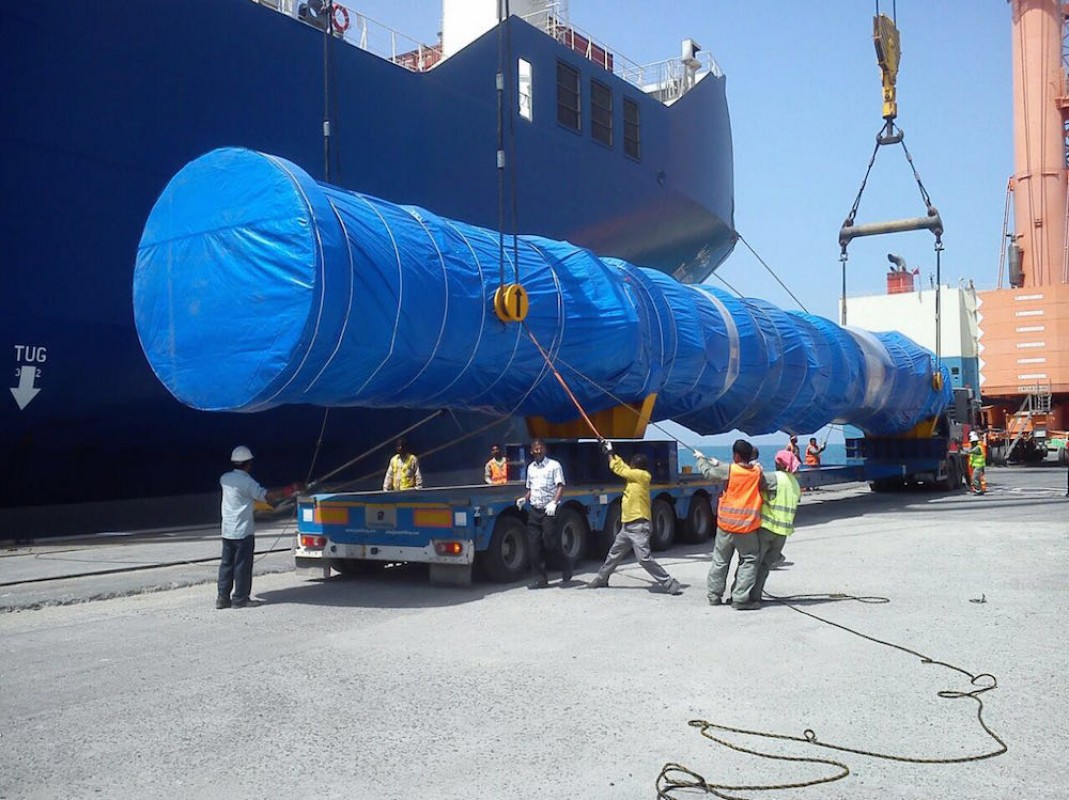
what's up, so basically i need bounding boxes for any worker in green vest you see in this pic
[749,449,802,606]
[963,431,986,495]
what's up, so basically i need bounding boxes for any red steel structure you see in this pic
[976,0,1069,457]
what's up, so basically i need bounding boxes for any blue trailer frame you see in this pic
[293,437,964,585]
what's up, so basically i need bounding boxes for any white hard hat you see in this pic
[231,445,254,462]
[969,432,979,442]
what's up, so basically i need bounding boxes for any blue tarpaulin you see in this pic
[134,148,951,435]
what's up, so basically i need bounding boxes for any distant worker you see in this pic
[749,450,802,605]
[805,437,826,467]
[383,437,422,491]
[786,435,800,460]
[484,444,508,485]
[963,431,986,495]
[218,446,299,610]
[584,443,683,595]
[694,439,768,610]
[516,439,569,588]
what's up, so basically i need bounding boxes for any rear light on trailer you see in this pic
[434,541,464,556]
[300,535,327,549]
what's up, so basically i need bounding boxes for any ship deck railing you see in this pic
[254,0,721,101]
[519,4,723,102]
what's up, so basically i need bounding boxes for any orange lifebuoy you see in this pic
[332,4,350,33]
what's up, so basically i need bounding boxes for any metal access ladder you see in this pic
[1004,382,1052,461]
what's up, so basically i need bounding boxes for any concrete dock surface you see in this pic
[1,466,1066,799]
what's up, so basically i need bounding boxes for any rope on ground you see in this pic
[656,592,1006,798]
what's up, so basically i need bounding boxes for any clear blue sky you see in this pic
[346,1,1013,445]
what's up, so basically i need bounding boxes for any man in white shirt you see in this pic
[517,439,568,588]
[218,445,298,609]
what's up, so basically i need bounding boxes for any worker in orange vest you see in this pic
[484,444,508,485]
[694,439,768,610]
[805,437,826,467]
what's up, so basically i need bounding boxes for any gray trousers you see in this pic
[706,527,760,604]
[595,519,672,586]
[752,528,787,602]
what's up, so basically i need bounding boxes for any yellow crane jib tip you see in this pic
[873,13,901,121]
[493,283,529,323]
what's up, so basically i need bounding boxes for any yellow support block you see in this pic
[526,395,657,440]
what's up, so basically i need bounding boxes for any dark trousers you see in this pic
[218,536,255,601]
[526,507,570,580]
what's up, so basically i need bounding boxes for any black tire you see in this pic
[649,498,676,551]
[680,494,713,543]
[595,501,622,558]
[556,507,589,566]
[1059,447,1069,467]
[869,477,900,493]
[480,514,529,583]
[331,558,386,577]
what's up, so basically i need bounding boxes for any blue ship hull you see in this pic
[0,0,733,530]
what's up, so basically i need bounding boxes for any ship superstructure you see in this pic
[1,0,735,533]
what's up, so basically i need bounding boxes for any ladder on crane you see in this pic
[1003,381,1052,461]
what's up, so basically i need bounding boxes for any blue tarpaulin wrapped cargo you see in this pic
[134,148,950,436]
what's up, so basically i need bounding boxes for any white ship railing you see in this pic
[519,2,723,103]
[253,0,442,72]
[252,0,721,97]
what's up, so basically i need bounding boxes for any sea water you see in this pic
[678,442,847,472]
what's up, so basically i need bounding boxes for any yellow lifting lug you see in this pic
[873,13,900,121]
[493,283,529,323]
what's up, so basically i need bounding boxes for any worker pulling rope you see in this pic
[655,592,1006,798]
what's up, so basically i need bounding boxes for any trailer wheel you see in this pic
[556,507,589,566]
[650,498,676,551]
[1059,447,1069,467]
[331,558,385,577]
[595,501,622,558]
[680,494,713,543]
[481,514,529,583]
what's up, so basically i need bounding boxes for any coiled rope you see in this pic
[656,592,1006,799]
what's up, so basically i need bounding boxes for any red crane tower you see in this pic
[977,0,1069,462]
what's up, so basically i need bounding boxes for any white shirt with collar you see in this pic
[526,457,565,509]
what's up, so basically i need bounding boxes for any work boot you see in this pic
[232,598,265,608]
[663,578,683,595]
[528,577,550,590]
[582,577,609,589]
[733,600,761,611]
[708,595,724,606]
[215,596,231,610]
[561,561,573,583]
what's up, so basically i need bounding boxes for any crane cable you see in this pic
[656,590,1006,799]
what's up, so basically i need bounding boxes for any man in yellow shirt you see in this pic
[583,443,683,595]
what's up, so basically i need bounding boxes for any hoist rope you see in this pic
[656,591,1006,799]
[523,324,605,441]
[735,233,809,312]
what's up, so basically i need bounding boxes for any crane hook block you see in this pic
[494,283,529,323]
[873,14,900,121]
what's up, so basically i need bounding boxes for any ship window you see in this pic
[623,97,640,159]
[591,80,612,146]
[557,61,580,131]
[518,59,532,121]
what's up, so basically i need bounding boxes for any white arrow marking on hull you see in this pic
[10,365,41,410]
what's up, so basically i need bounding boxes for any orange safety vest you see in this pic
[718,463,763,533]
[486,458,508,485]
[805,445,821,466]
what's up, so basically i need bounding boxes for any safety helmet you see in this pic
[969,432,980,442]
[231,445,254,463]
